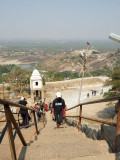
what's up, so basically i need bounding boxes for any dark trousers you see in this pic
[55,112,63,125]
[21,113,28,126]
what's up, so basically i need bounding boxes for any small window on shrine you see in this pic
[35,82,38,86]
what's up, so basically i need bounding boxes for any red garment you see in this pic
[34,105,38,110]
[44,104,48,112]
[63,105,67,116]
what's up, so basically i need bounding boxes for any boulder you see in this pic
[92,130,98,140]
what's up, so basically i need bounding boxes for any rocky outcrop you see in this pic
[65,118,101,140]
[65,117,115,152]
[101,124,116,152]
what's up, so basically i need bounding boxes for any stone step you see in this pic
[0,144,11,160]
[0,112,113,160]
[0,142,112,160]
[19,153,116,160]
[33,137,108,152]
[40,127,79,136]
[69,154,116,160]
[33,133,86,144]
[18,140,109,160]
[1,125,38,145]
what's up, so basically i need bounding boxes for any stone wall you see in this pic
[45,77,106,90]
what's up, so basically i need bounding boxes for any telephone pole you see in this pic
[3,82,5,99]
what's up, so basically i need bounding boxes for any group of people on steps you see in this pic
[17,92,66,129]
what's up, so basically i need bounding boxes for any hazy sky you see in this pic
[0,0,120,40]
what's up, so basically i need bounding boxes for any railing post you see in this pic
[33,111,39,134]
[78,105,82,131]
[42,113,45,128]
[115,100,120,152]
[26,111,29,125]
[4,104,17,160]
[18,113,19,126]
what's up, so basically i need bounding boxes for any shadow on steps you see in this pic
[18,135,38,160]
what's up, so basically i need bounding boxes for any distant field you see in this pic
[0,39,120,73]
[0,39,120,52]
[19,64,35,71]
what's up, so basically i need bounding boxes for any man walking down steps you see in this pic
[52,92,65,128]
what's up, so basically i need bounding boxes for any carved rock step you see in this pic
[33,132,87,144]
[40,126,79,135]
[21,153,116,160]
[18,140,110,160]
[0,112,113,160]
[0,144,11,159]
[0,123,40,145]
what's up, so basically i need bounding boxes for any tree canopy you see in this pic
[104,70,120,97]
[0,65,18,83]
[7,68,31,93]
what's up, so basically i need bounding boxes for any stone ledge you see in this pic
[65,117,114,152]
[65,118,101,140]
[101,124,116,152]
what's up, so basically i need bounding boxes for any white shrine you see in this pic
[30,69,44,103]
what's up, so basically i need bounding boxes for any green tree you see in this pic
[6,86,11,91]
[7,68,31,93]
[45,71,55,81]
[104,70,120,97]
[0,65,18,83]
[6,86,11,94]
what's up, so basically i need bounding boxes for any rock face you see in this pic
[65,118,101,141]
[101,124,117,152]
[65,118,120,152]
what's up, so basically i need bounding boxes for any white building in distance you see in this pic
[30,69,44,103]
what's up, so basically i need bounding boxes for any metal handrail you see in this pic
[0,119,22,123]
[0,98,43,113]
[0,98,46,160]
[0,110,18,114]
[66,95,120,153]
[67,95,120,111]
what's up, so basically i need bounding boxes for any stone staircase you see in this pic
[19,112,116,160]
[0,119,43,159]
[0,112,118,160]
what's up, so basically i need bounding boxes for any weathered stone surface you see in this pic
[101,124,116,151]
[92,130,98,140]
[97,130,102,140]
[85,125,89,136]
[87,128,93,138]
[0,112,116,160]
[65,118,101,141]
[18,112,113,160]
[113,114,117,122]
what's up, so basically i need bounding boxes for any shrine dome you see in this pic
[30,69,42,80]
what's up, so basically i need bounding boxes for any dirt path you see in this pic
[62,85,116,120]
[45,76,115,120]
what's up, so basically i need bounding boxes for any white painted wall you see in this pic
[32,80,42,89]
